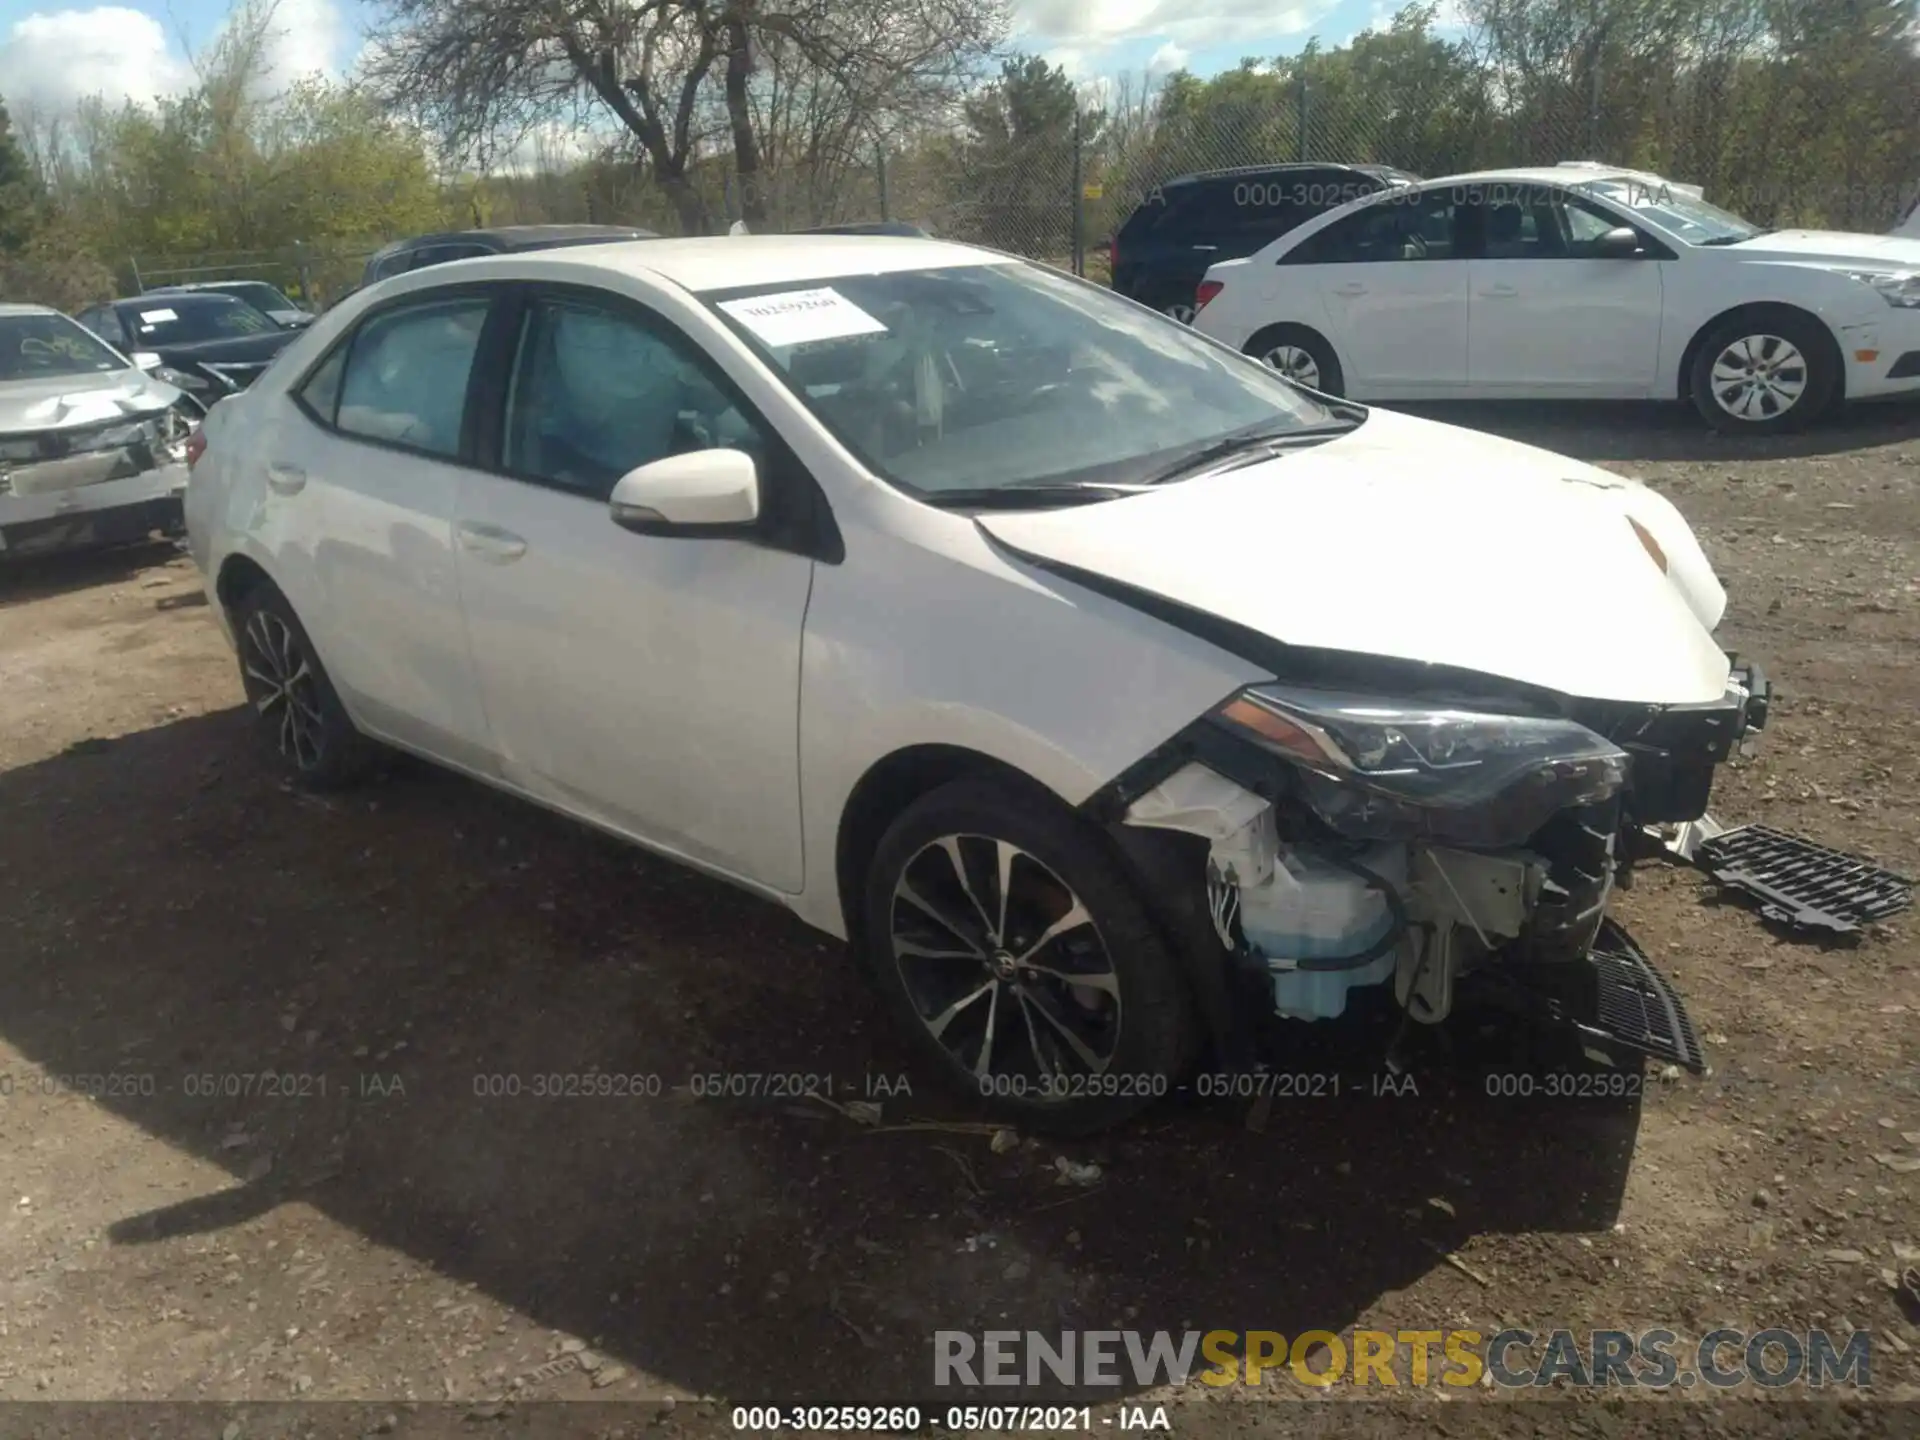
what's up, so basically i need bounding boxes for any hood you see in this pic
[155,330,299,364]
[1728,230,1920,267]
[0,367,183,436]
[974,408,1733,707]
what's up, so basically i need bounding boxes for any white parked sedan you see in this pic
[185,236,1766,1131]
[1193,166,1920,432]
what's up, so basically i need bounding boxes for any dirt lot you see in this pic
[1,399,1917,1439]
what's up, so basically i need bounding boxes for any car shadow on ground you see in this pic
[0,710,1645,1403]
[0,538,188,610]
[1393,398,1920,464]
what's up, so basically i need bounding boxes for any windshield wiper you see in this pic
[1143,418,1363,486]
[921,482,1156,510]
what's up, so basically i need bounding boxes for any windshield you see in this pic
[705,261,1332,499]
[1581,179,1763,245]
[219,282,298,312]
[0,312,131,381]
[121,298,278,346]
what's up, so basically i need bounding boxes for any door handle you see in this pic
[265,463,306,495]
[1480,284,1519,298]
[455,521,528,563]
[1334,282,1367,296]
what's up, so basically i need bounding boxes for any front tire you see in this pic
[860,777,1198,1136]
[1688,310,1837,433]
[232,582,377,790]
[1245,324,1345,397]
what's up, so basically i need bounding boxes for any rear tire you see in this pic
[1688,309,1837,434]
[232,582,378,790]
[859,777,1198,1136]
[1245,324,1345,397]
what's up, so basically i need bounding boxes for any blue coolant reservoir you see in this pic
[1237,845,1406,1021]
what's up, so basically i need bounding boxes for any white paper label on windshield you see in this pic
[138,308,178,324]
[717,287,886,349]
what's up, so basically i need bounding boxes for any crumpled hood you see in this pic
[975,408,1734,706]
[1728,230,1920,268]
[0,368,183,436]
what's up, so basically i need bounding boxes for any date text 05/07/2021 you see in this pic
[727,1404,1171,1432]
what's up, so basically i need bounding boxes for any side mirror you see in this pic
[1594,226,1643,258]
[131,351,163,371]
[608,449,760,533]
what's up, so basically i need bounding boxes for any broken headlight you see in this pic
[1212,684,1629,848]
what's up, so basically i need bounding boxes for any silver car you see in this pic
[0,303,196,560]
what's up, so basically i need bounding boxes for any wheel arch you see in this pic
[1676,301,1845,404]
[833,744,1061,945]
[832,742,1243,1068]
[215,551,277,621]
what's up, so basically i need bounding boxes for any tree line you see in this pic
[1,0,1915,310]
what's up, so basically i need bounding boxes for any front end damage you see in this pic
[1092,659,1771,1075]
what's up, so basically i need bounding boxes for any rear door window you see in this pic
[332,296,491,457]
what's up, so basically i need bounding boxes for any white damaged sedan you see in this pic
[185,236,1767,1132]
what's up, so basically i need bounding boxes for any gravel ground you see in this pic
[1,398,1916,1440]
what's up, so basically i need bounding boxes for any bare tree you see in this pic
[363,0,1005,233]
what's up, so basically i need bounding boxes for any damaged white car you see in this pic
[184,237,1768,1133]
[1,303,197,559]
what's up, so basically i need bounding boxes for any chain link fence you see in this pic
[127,55,1920,301]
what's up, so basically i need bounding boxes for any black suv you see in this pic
[1109,163,1419,321]
[358,224,658,290]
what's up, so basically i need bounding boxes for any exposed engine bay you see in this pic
[1103,657,1773,1071]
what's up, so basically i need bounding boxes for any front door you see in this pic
[450,288,814,891]
[1466,186,1667,396]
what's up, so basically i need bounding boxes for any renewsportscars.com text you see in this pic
[933,1328,1873,1390]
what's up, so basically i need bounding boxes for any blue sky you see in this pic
[0,0,1467,118]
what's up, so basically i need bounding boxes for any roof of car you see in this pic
[149,281,279,291]
[377,224,656,255]
[1417,166,1659,187]
[109,291,247,309]
[1159,161,1413,188]
[445,233,1003,295]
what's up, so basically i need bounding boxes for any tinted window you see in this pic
[368,252,412,282]
[503,296,767,500]
[335,298,489,457]
[120,298,279,345]
[1287,190,1460,263]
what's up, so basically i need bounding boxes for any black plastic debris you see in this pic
[1579,920,1707,1075]
[1695,824,1913,937]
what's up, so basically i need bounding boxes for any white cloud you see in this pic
[0,0,346,116]
[1146,40,1190,74]
[0,7,190,111]
[1014,0,1336,53]
[251,0,346,89]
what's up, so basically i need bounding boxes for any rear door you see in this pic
[1270,186,1470,397]
[265,287,502,770]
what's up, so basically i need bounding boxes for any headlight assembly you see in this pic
[153,365,209,391]
[1846,270,1920,309]
[1212,684,1629,848]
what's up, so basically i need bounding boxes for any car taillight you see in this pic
[185,429,207,470]
[1196,280,1224,310]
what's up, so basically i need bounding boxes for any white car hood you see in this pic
[975,408,1733,706]
[1729,229,1920,267]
